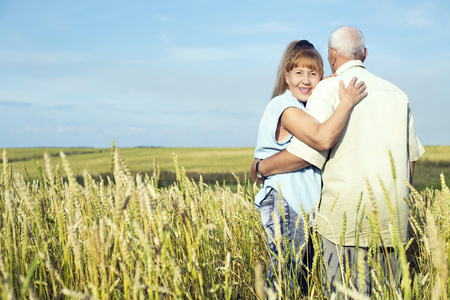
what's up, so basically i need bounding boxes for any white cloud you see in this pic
[167,44,280,64]
[57,126,90,133]
[128,127,145,133]
[0,51,84,65]
[0,100,31,107]
[401,8,436,28]
[25,126,41,133]
[155,15,174,22]
[102,100,116,106]
[217,21,295,35]
[159,31,173,44]
[169,47,232,63]
[360,2,440,31]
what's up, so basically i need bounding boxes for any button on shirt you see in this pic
[287,60,425,247]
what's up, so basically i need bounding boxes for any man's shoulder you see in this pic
[356,68,406,95]
[376,76,406,94]
[318,75,340,86]
[312,76,340,95]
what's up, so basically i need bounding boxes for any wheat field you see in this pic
[1,147,449,299]
[3,145,449,192]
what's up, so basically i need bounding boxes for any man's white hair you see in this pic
[328,26,365,59]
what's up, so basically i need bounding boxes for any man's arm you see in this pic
[250,150,310,183]
[410,161,415,184]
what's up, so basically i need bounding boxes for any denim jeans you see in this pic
[321,236,401,297]
[259,188,312,294]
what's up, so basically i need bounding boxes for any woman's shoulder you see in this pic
[269,90,304,110]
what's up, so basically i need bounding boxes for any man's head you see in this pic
[327,26,368,73]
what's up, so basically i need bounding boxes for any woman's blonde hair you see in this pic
[272,40,324,99]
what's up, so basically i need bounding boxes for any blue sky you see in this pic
[1,0,449,148]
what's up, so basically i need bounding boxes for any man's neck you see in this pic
[335,56,353,72]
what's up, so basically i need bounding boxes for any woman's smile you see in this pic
[285,66,320,102]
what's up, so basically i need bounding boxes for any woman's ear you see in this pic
[284,70,289,84]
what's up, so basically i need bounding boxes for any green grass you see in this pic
[417,145,450,161]
[2,145,449,192]
[3,147,253,174]
[413,146,450,191]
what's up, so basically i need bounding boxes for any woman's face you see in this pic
[285,66,321,103]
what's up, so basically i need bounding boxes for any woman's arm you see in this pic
[281,77,367,151]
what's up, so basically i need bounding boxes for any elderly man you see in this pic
[252,26,424,296]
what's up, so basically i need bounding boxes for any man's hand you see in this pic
[250,150,311,184]
[250,159,264,183]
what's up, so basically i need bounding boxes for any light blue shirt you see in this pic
[254,89,321,216]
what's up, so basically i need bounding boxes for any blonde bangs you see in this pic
[288,50,324,79]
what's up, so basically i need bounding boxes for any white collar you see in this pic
[335,60,365,75]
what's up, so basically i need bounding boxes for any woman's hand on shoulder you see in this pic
[339,77,367,108]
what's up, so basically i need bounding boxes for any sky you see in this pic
[1,0,449,148]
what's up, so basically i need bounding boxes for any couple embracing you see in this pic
[251,25,424,297]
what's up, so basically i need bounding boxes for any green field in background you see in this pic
[2,147,255,186]
[2,145,449,191]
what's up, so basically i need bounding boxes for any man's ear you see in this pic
[329,48,337,65]
[360,48,368,62]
